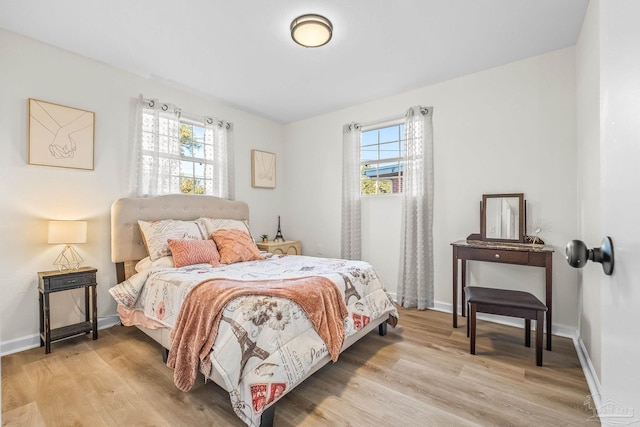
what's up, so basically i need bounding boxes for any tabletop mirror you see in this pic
[481,193,525,243]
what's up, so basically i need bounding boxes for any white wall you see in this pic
[0,29,285,353]
[0,29,584,354]
[576,0,602,382]
[284,48,580,331]
[599,0,640,415]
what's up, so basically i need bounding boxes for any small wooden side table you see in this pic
[38,266,98,354]
[256,240,302,255]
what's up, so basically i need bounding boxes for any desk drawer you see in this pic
[45,272,96,291]
[465,248,529,264]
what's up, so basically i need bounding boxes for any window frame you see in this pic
[176,116,212,195]
[360,119,405,196]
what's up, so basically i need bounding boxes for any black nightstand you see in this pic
[38,267,98,353]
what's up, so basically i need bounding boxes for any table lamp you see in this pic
[48,220,87,270]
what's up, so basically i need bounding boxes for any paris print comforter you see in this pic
[109,254,398,427]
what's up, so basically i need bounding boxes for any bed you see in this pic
[109,194,398,427]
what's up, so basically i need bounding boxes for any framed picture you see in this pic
[28,98,95,170]
[251,149,276,188]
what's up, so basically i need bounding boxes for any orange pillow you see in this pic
[211,229,265,264]
[167,239,221,268]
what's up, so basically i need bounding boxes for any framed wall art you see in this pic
[28,98,95,170]
[251,149,276,188]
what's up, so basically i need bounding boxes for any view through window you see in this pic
[360,122,405,195]
[178,119,211,194]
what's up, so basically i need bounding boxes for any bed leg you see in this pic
[378,322,387,336]
[260,404,276,427]
[162,348,169,364]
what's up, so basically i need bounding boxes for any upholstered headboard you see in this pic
[111,194,250,267]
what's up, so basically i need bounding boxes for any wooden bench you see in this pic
[465,286,548,366]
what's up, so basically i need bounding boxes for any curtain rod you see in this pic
[141,95,232,129]
[359,113,405,130]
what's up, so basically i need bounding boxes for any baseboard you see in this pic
[573,336,603,420]
[0,315,121,357]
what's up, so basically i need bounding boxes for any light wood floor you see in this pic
[2,308,597,426]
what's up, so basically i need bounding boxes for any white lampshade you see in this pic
[48,220,87,244]
[290,14,333,48]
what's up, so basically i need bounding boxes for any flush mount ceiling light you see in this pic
[290,14,333,48]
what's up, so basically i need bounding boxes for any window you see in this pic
[135,98,233,198]
[360,122,405,195]
[178,119,211,194]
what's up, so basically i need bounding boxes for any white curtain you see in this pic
[131,96,234,198]
[204,117,235,200]
[341,122,362,260]
[397,106,434,309]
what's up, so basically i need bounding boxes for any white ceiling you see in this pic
[0,0,589,123]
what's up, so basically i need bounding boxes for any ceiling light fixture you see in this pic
[290,14,333,48]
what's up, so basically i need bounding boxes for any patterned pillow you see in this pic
[167,239,221,268]
[134,256,175,272]
[196,217,251,236]
[138,219,205,261]
[211,229,265,264]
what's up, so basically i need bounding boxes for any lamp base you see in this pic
[53,245,84,271]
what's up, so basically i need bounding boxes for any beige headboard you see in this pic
[111,194,250,264]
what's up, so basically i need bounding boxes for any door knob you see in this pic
[565,237,614,275]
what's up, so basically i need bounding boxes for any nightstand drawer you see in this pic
[44,271,96,291]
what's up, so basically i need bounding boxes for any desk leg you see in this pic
[545,252,553,351]
[84,286,90,325]
[452,246,458,328]
[92,284,98,340]
[461,259,467,318]
[44,293,51,354]
[39,291,44,347]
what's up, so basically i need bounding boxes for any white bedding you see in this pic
[110,254,397,426]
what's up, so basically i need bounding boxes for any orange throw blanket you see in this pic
[167,276,348,392]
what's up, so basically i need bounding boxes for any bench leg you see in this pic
[469,303,477,355]
[466,302,470,338]
[536,311,544,366]
[525,318,531,348]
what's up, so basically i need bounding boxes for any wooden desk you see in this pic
[451,240,554,350]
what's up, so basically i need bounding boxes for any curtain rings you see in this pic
[203,117,232,129]
[406,106,429,118]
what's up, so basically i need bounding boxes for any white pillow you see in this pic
[138,219,206,261]
[135,256,175,273]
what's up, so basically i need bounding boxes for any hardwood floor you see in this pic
[2,308,597,426]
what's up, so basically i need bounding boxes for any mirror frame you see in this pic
[481,193,525,243]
